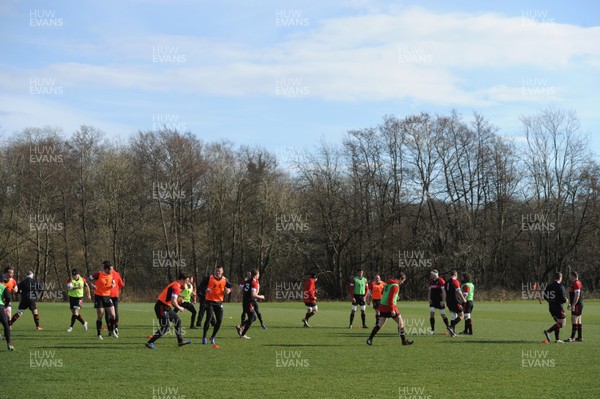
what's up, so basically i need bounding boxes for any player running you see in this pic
[543,272,567,343]
[2,267,18,322]
[460,272,474,335]
[567,271,583,342]
[428,270,449,334]
[302,273,318,327]
[0,282,14,350]
[146,273,192,349]
[198,266,232,346]
[445,270,466,337]
[348,270,369,329]
[236,268,265,339]
[174,277,197,329]
[367,275,385,326]
[9,271,43,330]
[366,272,413,346]
[66,269,91,332]
[90,260,117,340]
[105,264,124,336]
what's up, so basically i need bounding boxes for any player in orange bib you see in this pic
[197,266,232,346]
[90,260,116,340]
[2,266,18,322]
[368,275,386,326]
[146,272,192,349]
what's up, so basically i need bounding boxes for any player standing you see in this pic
[0,282,14,350]
[348,270,369,329]
[428,270,449,334]
[145,272,192,349]
[174,277,197,329]
[460,272,474,335]
[367,275,385,326]
[90,260,117,340]
[302,273,318,327]
[445,270,466,337]
[198,266,232,346]
[105,264,124,336]
[9,271,43,330]
[366,272,413,346]
[236,268,265,339]
[66,269,91,332]
[543,272,567,343]
[567,271,583,342]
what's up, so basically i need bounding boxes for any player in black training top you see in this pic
[10,271,43,330]
[543,272,567,343]
[236,268,265,339]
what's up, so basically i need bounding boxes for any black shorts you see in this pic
[69,296,84,309]
[304,301,317,307]
[430,302,444,310]
[18,298,37,311]
[571,302,583,316]
[243,302,256,323]
[372,299,381,309]
[463,301,474,313]
[447,302,463,313]
[353,294,366,306]
[549,304,565,320]
[94,295,114,309]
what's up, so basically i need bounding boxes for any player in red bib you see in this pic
[146,272,192,349]
[366,272,413,346]
[302,273,318,327]
[567,271,583,342]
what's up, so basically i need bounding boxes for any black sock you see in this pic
[96,320,102,335]
[34,314,40,327]
[70,315,76,327]
[443,317,449,327]
[571,324,576,339]
[400,328,407,342]
[578,324,582,339]
[430,317,435,330]
[77,315,85,324]
[361,313,366,326]
[368,325,380,340]
[349,313,355,326]
[554,323,561,340]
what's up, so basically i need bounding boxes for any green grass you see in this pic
[3,300,599,399]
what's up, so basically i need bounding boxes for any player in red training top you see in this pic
[445,270,466,337]
[105,264,124,336]
[90,260,116,340]
[302,273,318,327]
[567,271,583,342]
[428,269,449,334]
[236,268,265,339]
[366,272,413,346]
[145,272,192,349]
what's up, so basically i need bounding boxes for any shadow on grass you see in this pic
[444,339,540,344]
[261,343,347,347]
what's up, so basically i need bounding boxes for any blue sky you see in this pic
[1,0,599,159]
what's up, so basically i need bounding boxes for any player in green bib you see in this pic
[460,272,475,335]
[174,279,197,329]
[348,270,369,329]
[66,269,91,332]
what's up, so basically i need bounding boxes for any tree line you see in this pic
[1,107,598,301]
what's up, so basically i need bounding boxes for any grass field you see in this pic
[3,300,599,399]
